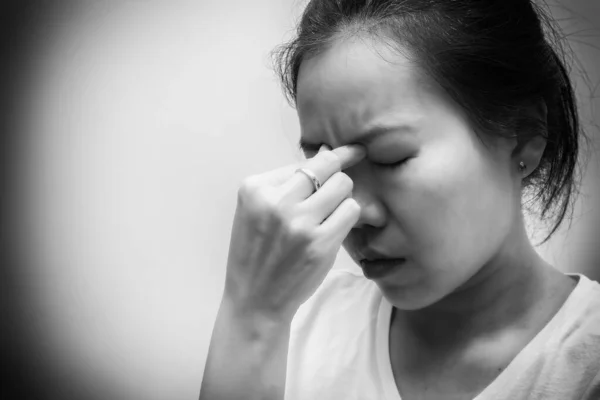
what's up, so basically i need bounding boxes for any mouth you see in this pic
[359,258,405,280]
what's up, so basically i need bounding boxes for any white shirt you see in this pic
[284,268,600,400]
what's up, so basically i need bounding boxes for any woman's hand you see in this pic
[224,144,367,322]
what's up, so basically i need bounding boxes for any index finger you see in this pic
[331,144,367,170]
[278,143,367,202]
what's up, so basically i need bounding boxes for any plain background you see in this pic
[3,1,599,399]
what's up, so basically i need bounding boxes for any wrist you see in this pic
[219,294,294,341]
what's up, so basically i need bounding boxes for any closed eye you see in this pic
[372,158,410,169]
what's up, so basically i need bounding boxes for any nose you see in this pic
[346,167,387,229]
[352,189,387,229]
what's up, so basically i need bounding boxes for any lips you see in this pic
[355,247,403,263]
[359,258,405,279]
[350,245,406,279]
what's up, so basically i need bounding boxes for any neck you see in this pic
[394,220,568,349]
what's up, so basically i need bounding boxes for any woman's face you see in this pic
[296,37,522,310]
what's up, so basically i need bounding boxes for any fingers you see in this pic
[281,143,366,202]
[333,145,368,170]
[317,197,361,243]
[279,144,331,199]
[298,171,354,225]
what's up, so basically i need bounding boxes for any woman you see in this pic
[200,1,600,399]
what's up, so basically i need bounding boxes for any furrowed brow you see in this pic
[298,124,412,152]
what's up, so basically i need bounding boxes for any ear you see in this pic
[511,100,548,178]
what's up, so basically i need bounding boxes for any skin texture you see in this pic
[296,36,576,399]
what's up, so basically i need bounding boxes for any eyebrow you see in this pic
[298,124,411,152]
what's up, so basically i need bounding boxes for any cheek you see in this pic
[395,142,514,265]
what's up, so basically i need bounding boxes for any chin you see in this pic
[376,277,449,311]
[383,292,439,311]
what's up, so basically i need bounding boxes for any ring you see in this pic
[295,167,322,193]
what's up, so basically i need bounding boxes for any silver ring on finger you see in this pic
[295,167,322,194]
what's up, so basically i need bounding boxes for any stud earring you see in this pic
[519,161,527,172]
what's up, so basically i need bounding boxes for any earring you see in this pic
[519,161,527,172]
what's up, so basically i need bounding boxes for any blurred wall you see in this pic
[2,1,599,399]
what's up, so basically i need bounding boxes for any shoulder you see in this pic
[285,268,382,399]
[291,267,379,331]
[556,274,600,342]
[549,274,600,391]
[565,273,600,328]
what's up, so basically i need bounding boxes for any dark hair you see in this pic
[272,0,589,245]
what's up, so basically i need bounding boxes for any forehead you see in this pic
[296,37,432,144]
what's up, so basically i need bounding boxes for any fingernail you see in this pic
[351,143,367,154]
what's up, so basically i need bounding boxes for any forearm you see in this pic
[199,296,292,400]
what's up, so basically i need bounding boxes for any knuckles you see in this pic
[238,178,293,224]
[334,172,354,192]
[238,169,356,243]
[247,188,286,219]
[286,218,315,242]
[238,178,319,242]
[237,176,262,200]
